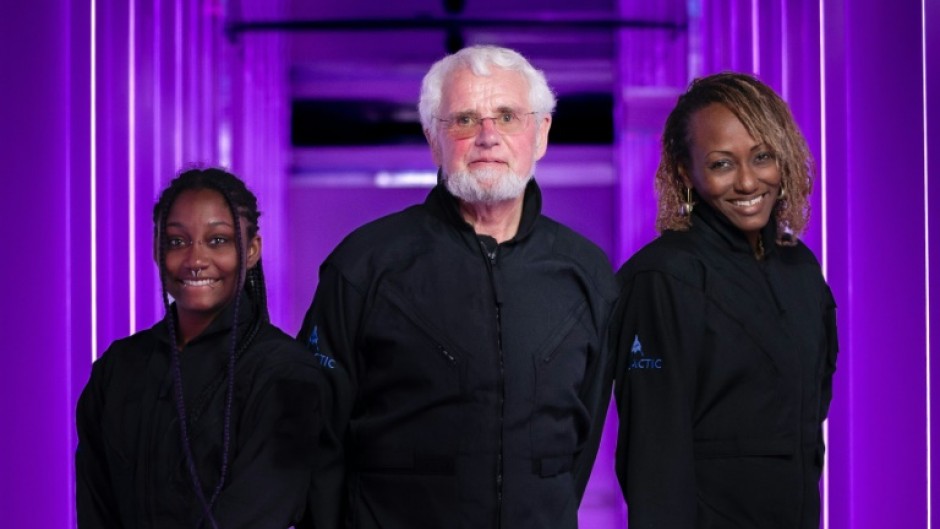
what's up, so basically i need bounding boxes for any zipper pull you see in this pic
[438,345,456,363]
[479,239,498,264]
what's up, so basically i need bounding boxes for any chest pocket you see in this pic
[365,285,466,387]
[354,285,469,455]
[535,300,591,383]
[530,300,593,473]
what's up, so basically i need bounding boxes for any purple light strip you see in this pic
[174,0,182,168]
[90,0,98,362]
[818,1,830,527]
[780,0,790,100]
[65,1,77,526]
[153,0,164,325]
[750,0,759,74]
[128,0,137,333]
[923,0,932,525]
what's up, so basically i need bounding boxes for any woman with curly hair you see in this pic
[611,73,839,528]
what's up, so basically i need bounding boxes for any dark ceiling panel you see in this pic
[291,93,613,146]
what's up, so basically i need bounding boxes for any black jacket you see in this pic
[76,297,329,529]
[611,202,838,528]
[298,181,618,529]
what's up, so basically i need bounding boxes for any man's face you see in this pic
[428,66,551,204]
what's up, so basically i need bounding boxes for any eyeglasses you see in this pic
[434,111,537,139]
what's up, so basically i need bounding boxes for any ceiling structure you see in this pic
[229,0,687,150]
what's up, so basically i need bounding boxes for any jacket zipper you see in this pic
[480,240,505,529]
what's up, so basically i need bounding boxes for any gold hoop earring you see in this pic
[678,187,694,217]
[777,186,787,200]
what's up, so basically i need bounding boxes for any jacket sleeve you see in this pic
[212,359,330,529]
[296,262,363,529]
[571,283,617,500]
[820,286,838,423]
[816,285,839,471]
[75,356,121,528]
[613,270,702,528]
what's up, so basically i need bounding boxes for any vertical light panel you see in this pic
[151,0,164,324]
[929,1,940,525]
[174,0,183,168]
[818,1,829,527]
[750,0,760,73]
[923,0,932,525]
[219,121,232,168]
[152,0,161,208]
[780,0,789,99]
[2,0,90,524]
[90,0,98,362]
[818,0,829,277]
[64,1,79,527]
[687,0,702,79]
[127,0,137,334]
[830,1,927,526]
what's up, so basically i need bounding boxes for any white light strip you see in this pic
[922,0,932,526]
[90,0,98,363]
[128,0,137,334]
[374,171,437,188]
[818,2,830,528]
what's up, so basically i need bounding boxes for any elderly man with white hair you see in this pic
[299,45,617,529]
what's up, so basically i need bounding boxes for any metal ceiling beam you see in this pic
[227,16,686,35]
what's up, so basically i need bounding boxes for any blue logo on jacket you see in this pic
[307,326,336,369]
[629,335,663,370]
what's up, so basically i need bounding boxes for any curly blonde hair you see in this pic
[655,72,814,245]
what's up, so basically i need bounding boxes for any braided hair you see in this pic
[153,167,267,528]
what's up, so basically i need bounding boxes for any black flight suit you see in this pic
[612,201,838,528]
[298,181,618,529]
[77,298,330,528]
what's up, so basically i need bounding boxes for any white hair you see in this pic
[418,45,557,134]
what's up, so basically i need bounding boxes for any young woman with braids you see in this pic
[77,168,331,528]
[611,73,839,527]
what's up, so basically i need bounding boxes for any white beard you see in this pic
[444,165,534,205]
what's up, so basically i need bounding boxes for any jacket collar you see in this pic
[424,175,543,244]
[152,291,258,347]
[690,198,778,259]
[686,200,800,377]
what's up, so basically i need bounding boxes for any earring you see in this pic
[678,187,694,217]
[777,186,787,200]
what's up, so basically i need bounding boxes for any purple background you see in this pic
[2,0,937,527]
